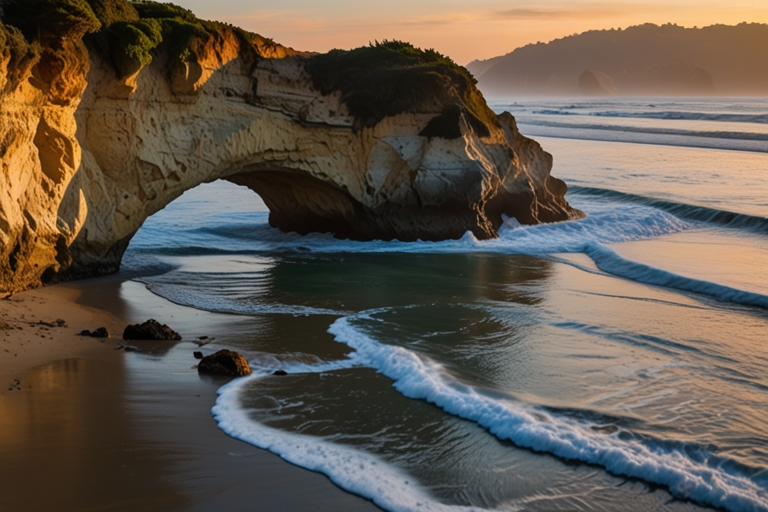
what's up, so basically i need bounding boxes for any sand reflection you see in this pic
[0,356,188,510]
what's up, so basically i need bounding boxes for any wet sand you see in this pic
[0,276,379,511]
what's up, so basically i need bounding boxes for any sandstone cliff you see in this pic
[0,0,581,295]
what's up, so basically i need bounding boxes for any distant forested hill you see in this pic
[466,23,768,97]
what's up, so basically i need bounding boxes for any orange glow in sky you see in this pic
[172,1,768,64]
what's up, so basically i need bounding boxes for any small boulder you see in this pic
[197,350,251,377]
[193,351,203,359]
[91,327,109,338]
[123,319,181,341]
[80,327,109,338]
[273,370,288,376]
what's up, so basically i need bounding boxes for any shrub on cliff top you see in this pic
[2,0,101,39]
[107,18,162,77]
[158,17,210,63]
[306,40,498,135]
[110,2,255,69]
[85,0,139,28]
[131,1,197,23]
[84,1,215,78]
[131,0,208,62]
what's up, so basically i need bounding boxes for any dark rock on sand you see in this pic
[273,370,288,376]
[193,351,203,359]
[80,327,109,338]
[123,319,182,341]
[33,319,67,328]
[198,350,251,377]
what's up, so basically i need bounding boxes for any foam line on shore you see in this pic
[328,313,768,512]
[213,364,505,512]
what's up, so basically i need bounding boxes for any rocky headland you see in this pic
[468,23,768,97]
[0,0,581,295]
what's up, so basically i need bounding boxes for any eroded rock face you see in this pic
[0,13,582,295]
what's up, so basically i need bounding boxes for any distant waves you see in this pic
[490,98,768,153]
[516,123,768,153]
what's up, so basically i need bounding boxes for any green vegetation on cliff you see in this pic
[81,0,213,78]
[86,0,139,27]
[0,0,498,138]
[0,0,258,80]
[3,0,101,39]
[89,0,258,78]
[307,40,498,136]
[105,18,162,77]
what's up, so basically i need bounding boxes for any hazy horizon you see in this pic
[169,0,768,64]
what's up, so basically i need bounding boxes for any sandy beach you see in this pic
[0,276,379,511]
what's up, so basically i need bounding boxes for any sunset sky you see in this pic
[172,0,768,64]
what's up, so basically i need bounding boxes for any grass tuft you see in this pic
[107,18,162,77]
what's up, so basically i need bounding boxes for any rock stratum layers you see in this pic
[0,0,581,295]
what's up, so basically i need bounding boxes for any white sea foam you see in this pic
[328,313,768,512]
[244,352,366,375]
[224,199,690,257]
[213,362,505,512]
[584,242,768,309]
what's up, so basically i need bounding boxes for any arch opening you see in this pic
[120,179,270,276]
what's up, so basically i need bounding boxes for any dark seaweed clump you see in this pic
[306,40,497,137]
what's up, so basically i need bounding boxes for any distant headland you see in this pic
[467,23,768,97]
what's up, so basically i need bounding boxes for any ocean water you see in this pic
[496,97,768,154]
[124,98,768,512]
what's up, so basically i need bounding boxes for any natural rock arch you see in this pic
[0,6,581,295]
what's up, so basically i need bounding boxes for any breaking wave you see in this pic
[323,312,768,512]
